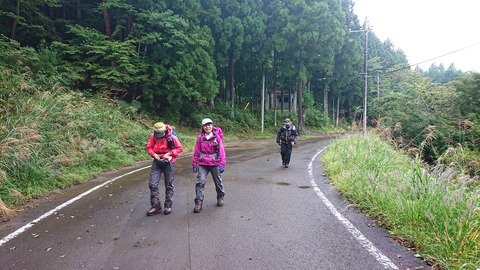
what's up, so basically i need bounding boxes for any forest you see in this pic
[1,1,479,184]
[3,0,373,131]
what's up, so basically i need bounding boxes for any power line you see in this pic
[412,42,480,67]
[386,42,480,74]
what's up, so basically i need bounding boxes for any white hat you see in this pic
[202,118,213,126]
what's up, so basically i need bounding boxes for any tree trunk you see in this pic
[323,83,329,117]
[288,83,292,112]
[10,0,20,39]
[296,60,304,133]
[101,0,112,39]
[332,98,335,124]
[293,88,297,114]
[229,52,235,118]
[261,72,265,132]
[126,14,133,40]
[221,77,226,102]
[76,0,82,19]
[336,96,340,127]
[273,50,278,125]
[280,87,284,113]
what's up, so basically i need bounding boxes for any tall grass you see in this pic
[0,66,155,212]
[322,134,479,270]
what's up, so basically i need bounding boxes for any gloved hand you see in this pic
[219,166,225,173]
[192,166,198,173]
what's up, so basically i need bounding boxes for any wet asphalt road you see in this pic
[0,137,430,270]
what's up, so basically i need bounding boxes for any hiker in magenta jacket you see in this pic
[191,118,226,213]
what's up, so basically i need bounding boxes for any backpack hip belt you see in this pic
[199,153,218,159]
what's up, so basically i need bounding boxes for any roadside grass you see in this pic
[0,90,147,208]
[0,66,196,214]
[321,134,480,270]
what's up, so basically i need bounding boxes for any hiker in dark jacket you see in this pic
[276,118,298,168]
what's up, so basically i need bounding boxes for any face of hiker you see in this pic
[203,123,213,133]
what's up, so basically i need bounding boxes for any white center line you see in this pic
[0,166,151,247]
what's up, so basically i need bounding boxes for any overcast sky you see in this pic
[353,0,480,72]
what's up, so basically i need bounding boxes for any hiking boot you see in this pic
[217,198,224,207]
[194,204,202,213]
[163,207,172,215]
[146,207,161,216]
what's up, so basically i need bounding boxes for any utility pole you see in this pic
[261,73,265,133]
[350,19,370,136]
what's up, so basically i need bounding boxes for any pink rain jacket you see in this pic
[192,128,226,167]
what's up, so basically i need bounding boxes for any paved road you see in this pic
[0,137,429,270]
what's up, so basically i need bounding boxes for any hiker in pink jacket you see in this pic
[191,118,226,213]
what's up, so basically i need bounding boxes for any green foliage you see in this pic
[437,145,480,176]
[163,37,218,107]
[369,69,480,165]
[454,72,480,116]
[185,101,261,134]
[0,63,153,206]
[302,90,315,109]
[53,25,147,93]
[0,0,61,45]
[304,107,332,131]
[133,10,218,116]
[422,63,462,83]
[0,35,37,71]
[323,134,480,269]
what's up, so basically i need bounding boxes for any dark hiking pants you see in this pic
[149,159,176,208]
[280,143,293,165]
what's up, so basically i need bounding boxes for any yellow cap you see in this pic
[153,122,166,134]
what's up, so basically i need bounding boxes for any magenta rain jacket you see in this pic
[192,130,226,167]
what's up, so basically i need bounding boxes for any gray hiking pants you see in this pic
[149,159,176,208]
[195,165,225,204]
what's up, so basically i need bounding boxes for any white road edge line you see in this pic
[0,166,151,247]
[309,147,399,270]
